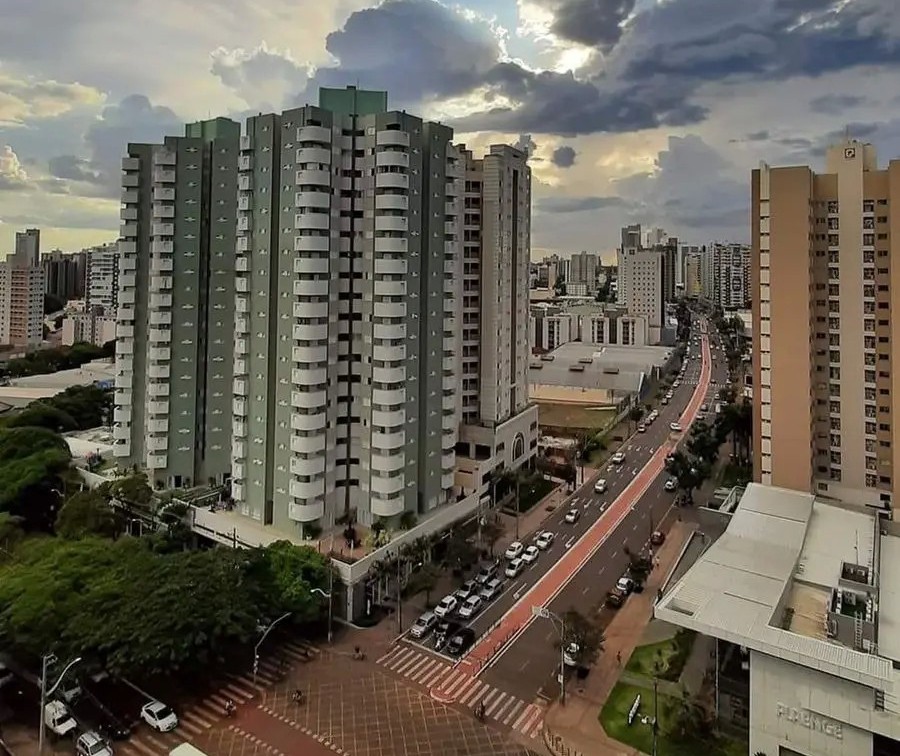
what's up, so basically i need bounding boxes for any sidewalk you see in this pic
[542,519,697,756]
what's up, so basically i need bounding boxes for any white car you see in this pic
[76,732,112,756]
[563,642,580,667]
[564,508,580,524]
[637,424,646,433]
[505,558,525,578]
[504,541,524,560]
[434,594,459,618]
[593,478,607,494]
[410,611,438,639]
[44,700,77,737]
[521,545,540,565]
[536,531,555,550]
[479,577,505,602]
[616,576,635,594]
[664,478,678,491]
[611,452,625,464]
[670,422,682,432]
[141,700,178,732]
[457,594,483,619]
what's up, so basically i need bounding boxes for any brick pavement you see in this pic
[542,519,697,756]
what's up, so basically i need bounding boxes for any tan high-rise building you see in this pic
[0,228,44,348]
[751,139,900,509]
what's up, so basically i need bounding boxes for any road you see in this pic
[428,316,723,705]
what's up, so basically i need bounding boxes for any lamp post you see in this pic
[39,654,81,756]
[531,606,567,706]
[253,612,291,685]
[311,583,333,644]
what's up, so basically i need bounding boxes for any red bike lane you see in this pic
[432,327,712,703]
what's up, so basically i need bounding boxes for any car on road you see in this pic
[457,595,483,620]
[505,558,525,578]
[593,478,607,494]
[664,478,677,491]
[434,620,463,651]
[504,541,524,560]
[434,594,458,618]
[447,628,476,657]
[670,422,682,432]
[76,732,113,756]
[536,531,555,550]
[605,589,626,608]
[44,700,77,738]
[410,611,438,639]
[651,530,666,546]
[521,545,540,565]
[673,381,681,388]
[661,397,669,405]
[141,700,178,732]
[563,643,580,667]
[701,403,708,412]
[616,576,635,594]
[638,424,646,433]
[479,577,505,602]
[474,562,499,585]
[454,579,479,603]
[611,451,626,464]
[564,508,580,524]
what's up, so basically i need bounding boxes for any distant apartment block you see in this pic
[114,117,239,488]
[42,249,86,302]
[85,242,120,314]
[0,229,45,348]
[62,311,116,347]
[581,310,648,347]
[616,233,665,343]
[752,139,900,509]
[683,249,703,298]
[530,309,577,352]
[568,251,599,294]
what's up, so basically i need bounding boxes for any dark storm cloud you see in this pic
[538,195,625,213]
[47,155,104,184]
[809,94,866,115]
[551,146,576,167]
[540,0,636,49]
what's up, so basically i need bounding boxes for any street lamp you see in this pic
[311,582,333,644]
[531,606,567,705]
[253,612,291,685]
[39,654,81,756]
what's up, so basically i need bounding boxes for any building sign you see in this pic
[776,703,843,740]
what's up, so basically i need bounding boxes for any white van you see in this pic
[594,479,607,494]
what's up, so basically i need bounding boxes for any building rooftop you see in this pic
[655,483,896,690]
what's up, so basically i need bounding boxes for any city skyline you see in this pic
[2,0,900,257]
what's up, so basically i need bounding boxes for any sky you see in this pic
[1,0,900,262]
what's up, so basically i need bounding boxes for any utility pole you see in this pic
[253,612,291,686]
[652,677,659,756]
[39,654,81,756]
[397,555,403,633]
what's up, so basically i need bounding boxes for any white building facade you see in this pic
[616,246,664,343]
[711,242,751,310]
[85,242,120,315]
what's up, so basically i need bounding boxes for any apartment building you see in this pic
[85,242,120,314]
[530,309,576,352]
[581,311,648,347]
[569,251,599,294]
[616,242,665,343]
[0,229,44,348]
[683,249,703,298]
[62,311,116,347]
[42,250,86,302]
[751,139,900,509]
[709,242,751,310]
[114,117,239,488]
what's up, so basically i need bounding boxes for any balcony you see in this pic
[373,301,405,318]
[372,387,405,406]
[149,328,171,344]
[233,378,247,395]
[117,356,134,373]
[113,409,132,426]
[236,236,250,252]
[233,420,247,438]
[289,478,325,501]
[374,237,407,254]
[116,324,134,338]
[152,222,174,237]
[148,364,170,379]
[235,317,249,334]
[375,216,408,233]
[297,125,332,144]
[292,323,328,341]
[120,222,138,238]
[151,240,174,255]
[152,204,175,219]
[150,311,172,326]
[376,130,410,147]
[120,206,138,222]
[149,346,170,361]
[291,390,327,409]
[293,301,329,319]
[117,340,133,355]
[372,409,406,427]
[295,213,329,231]
[234,358,248,376]
[238,175,252,191]
[150,276,173,291]
[290,455,326,477]
[236,256,249,272]
[153,150,176,166]
[291,433,326,454]
[153,168,175,183]
[237,216,252,232]
[114,389,132,406]
[373,366,406,384]
[371,493,405,518]
[375,194,409,212]
[373,322,406,340]
[374,258,406,276]
[236,280,249,296]
[146,453,168,469]
[371,451,405,473]
[293,256,329,275]
[118,307,136,322]
[445,221,458,236]
[293,279,326,297]
[122,174,139,189]
[235,339,248,355]
[240,134,252,151]
[153,186,175,201]
[149,293,172,308]
[233,398,248,416]
[148,401,170,415]
[291,367,328,385]
[375,172,408,190]
[295,169,331,187]
[119,291,136,305]
[376,151,409,169]
[290,413,327,432]
[239,155,251,171]
[296,191,331,209]
[296,147,332,164]
[292,345,328,364]
[374,280,406,296]
[147,436,168,452]
[119,241,137,255]
[294,235,330,253]
[148,419,168,433]
[371,474,404,496]
[238,195,251,212]
[148,382,169,397]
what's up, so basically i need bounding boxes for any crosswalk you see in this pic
[115,639,317,756]
[377,644,544,739]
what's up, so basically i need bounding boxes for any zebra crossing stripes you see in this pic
[376,644,544,738]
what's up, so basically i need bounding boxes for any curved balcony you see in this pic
[375,216,408,233]
[295,213,330,231]
[295,191,330,209]
[372,344,407,363]
[373,301,405,318]
[441,471,455,490]
[376,130,410,147]
[296,169,331,187]
[148,419,168,434]
[291,390,327,409]
[297,147,332,164]
[289,478,326,501]
[375,172,408,190]
[371,474,404,496]
[293,256,329,275]
[293,301,329,319]
[288,499,324,523]
[292,367,328,385]
[298,125,332,144]
[371,493,405,518]
[292,345,328,364]
[373,322,406,340]
[147,453,168,469]
[291,412,327,432]
[148,329,171,344]
[375,194,409,211]
[374,280,406,296]
[372,365,406,384]
[374,258,407,276]
[376,151,409,169]
[233,420,247,438]
[290,455,326,477]
[292,323,328,342]
[374,237,407,254]
[148,400,169,416]
[372,388,405,406]
[294,235,330,252]
[293,278,326,297]
[442,413,457,431]
[291,433,326,454]
[442,452,455,471]
[370,452,405,473]
[372,409,406,427]
[371,430,405,449]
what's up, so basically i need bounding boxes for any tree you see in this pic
[0,513,24,555]
[100,471,153,508]
[557,610,605,667]
[628,405,645,431]
[665,684,713,742]
[686,421,719,466]
[249,540,333,622]
[408,562,442,607]
[5,403,79,433]
[665,451,705,504]
[56,490,123,540]
[443,531,478,576]
[480,518,504,557]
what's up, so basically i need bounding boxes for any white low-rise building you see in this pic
[656,483,900,755]
[61,312,116,347]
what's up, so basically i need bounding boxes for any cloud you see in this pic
[0,69,104,126]
[745,130,769,141]
[538,195,625,213]
[551,145,576,167]
[210,42,310,110]
[514,134,538,157]
[0,145,30,190]
[47,155,104,184]
[532,0,636,49]
[809,94,866,115]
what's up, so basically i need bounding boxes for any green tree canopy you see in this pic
[56,489,123,540]
[558,609,605,667]
[5,403,79,433]
[249,540,332,621]
[99,471,153,507]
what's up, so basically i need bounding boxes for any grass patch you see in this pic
[516,476,556,514]
[626,629,696,682]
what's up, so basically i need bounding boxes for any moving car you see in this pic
[75,732,113,756]
[457,595,483,620]
[434,594,458,618]
[611,451,626,464]
[637,424,646,433]
[505,558,525,578]
[140,700,178,733]
[479,577,505,602]
[593,478,607,494]
[447,628,476,657]
[564,509,580,524]
[616,576,635,594]
[670,422,682,432]
[521,545,540,565]
[535,531,555,550]
[605,589,626,608]
[664,478,677,492]
[504,541,524,560]
[434,620,462,651]
[563,643,580,667]
[44,700,77,738]
[474,562,499,585]
[410,611,438,639]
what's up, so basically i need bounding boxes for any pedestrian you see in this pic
[616,651,621,665]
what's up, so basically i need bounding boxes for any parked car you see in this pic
[505,558,525,578]
[44,700,77,738]
[564,509,580,524]
[504,541,524,560]
[434,620,463,651]
[457,595,483,620]
[535,531,555,550]
[670,422,682,432]
[75,732,113,756]
[605,589,626,608]
[700,404,708,412]
[447,628,477,657]
[140,701,178,733]
[434,595,458,618]
[521,545,540,565]
[410,611,438,639]
[650,530,666,546]
[637,424,646,433]
[454,579,479,603]
[479,577,505,602]
[563,643,580,667]
[664,478,678,492]
[474,562,499,585]
[593,479,607,494]
[611,452,626,464]
[616,576,635,594]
